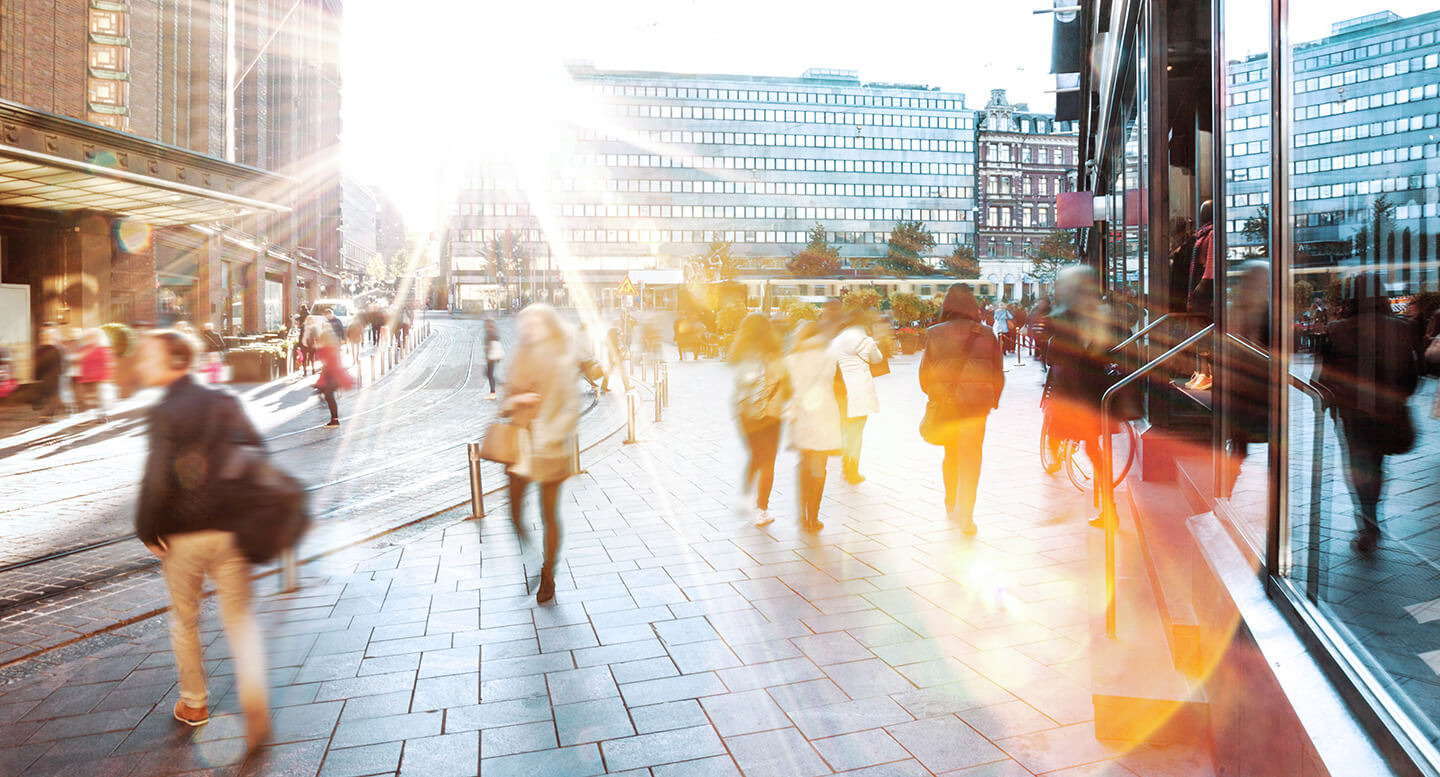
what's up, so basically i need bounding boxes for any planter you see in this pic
[226,350,277,383]
[898,333,920,355]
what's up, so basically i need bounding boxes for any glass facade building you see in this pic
[445,66,979,299]
[1069,1,1440,774]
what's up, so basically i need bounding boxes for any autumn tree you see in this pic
[787,223,842,277]
[872,220,936,276]
[940,243,980,279]
[1029,230,1077,284]
[1241,204,1270,257]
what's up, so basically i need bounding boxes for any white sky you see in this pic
[340,0,1440,231]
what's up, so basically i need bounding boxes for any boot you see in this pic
[843,457,865,485]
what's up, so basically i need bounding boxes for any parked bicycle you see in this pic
[1039,393,1138,493]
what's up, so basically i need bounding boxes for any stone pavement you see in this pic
[0,352,1215,777]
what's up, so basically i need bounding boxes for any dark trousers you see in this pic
[319,387,338,422]
[741,419,781,510]
[508,474,562,578]
[941,415,988,521]
[486,360,498,393]
[797,450,829,527]
[1342,429,1385,535]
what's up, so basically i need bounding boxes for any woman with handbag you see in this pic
[1317,273,1421,554]
[785,322,842,533]
[315,327,354,428]
[919,285,1004,534]
[500,304,579,603]
[729,313,792,527]
[830,311,884,484]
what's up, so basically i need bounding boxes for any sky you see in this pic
[339,0,1440,232]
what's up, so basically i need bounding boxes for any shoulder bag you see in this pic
[479,420,521,465]
[217,401,311,564]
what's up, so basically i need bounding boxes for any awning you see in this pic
[0,100,291,226]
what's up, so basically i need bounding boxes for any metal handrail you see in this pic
[1099,324,1214,638]
[1110,312,1210,355]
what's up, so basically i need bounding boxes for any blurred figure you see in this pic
[315,326,353,428]
[1223,262,1272,495]
[501,304,580,603]
[730,313,792,527]
[1188,200,1216,320]
[484,317,504,399]
[298,314,322,377]
[33,327,70,419]
[133,331,269,750]
[818,298,845,337]
[397,303,413,349]
[1043,265,1122,525]
[674,316,692,361]
[0,344,15,400]
[642,314,663,364]
[920,286,1005,533]
[831,311,884,484]
[1029,296,1053,367]
[992,302,1014,354]
[576,321,602,393]
[1168,216,1197,314]
[600,324,629,393]
[75,329,115,420]
[367,301,384,346]
[322,307,345,343]
[200,322,227,354]
[785,321,841,533]
[1317,273,1420,554]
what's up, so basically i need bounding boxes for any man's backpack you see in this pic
[216,404,311,564]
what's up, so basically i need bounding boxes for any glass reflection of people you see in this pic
[501,304,580,602]
[1317,273,1420,554]
[1221,262,1271,497]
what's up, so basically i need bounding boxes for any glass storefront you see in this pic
[1083,0,1440,769]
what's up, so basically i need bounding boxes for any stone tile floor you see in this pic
[0,354,1216,776]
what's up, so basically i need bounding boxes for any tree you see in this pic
[778,297,818,329]
[1370,195,1395,263]
[1241,205,1270,257]
[841,288,882,312]
[1352,226,1369,262]
[888,292,926,326]
[872,220,936,276]
[787,223,842,277]
[685,240,739,285]
[1293,279,1316,312]
[940,243,980,279]
[1029,230,1077,284]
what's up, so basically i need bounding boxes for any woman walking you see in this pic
[785,322,841,533]
[501,304,580,603]
[315,327,353,428]
[33,328,70,419]
[830,311,884,484]
[75,329,115,420]
[484,318,503,399]
[729,313,791,527]
[919,286,1005,534]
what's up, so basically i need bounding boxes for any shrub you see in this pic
[778,297,818,327]
[888,293,925,327]
[841,287,882,312]
[716,302,748,335]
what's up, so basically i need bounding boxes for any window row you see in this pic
[1227,139,1273,158]
[541,203,973,222]
[612,127,974,154]
[608,102,974,131]
[1297,27,1438,72]
[1292,172,1432,202]
[1295,111,1439,147]
[1294,83,1439,121]
[982,204,1056,228]
[589,82,967,114]
[978,143,1075,165]
[978,236,1044,258]
[457,228,972,248]
[1229,86,1273,105]
[1225,191,1272,209]
[469,154,976,189]
[1292,140,1437,174]
[1295,52,1440,92]
[1228,113,1271,132]
[1228,66,1269,85]
[984,175,1067,196]
[1228,164,1271,182]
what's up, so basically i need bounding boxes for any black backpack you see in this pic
[216,405,311,564]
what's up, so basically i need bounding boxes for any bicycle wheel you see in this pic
[1065,439,1092,491]
[1110,422,1138,487]
[1039,416,1063,475]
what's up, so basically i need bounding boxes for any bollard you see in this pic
[370,353,376,382]
[659,361,669,407]
[467,442,485,519]
[624,390,638,444]
[568,433,583,475]
[280,549,298,593]
[654,377,663,423]
[1015,338,1025,367]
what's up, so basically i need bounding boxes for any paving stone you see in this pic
[886,714,1007,773]
[553,697,634,745]
[600,725,727,772]
[444,697,552,732]
[481,720,558,758]
[726,726,831,777]
[699,689,792,736]
[650,754,743,777]
[628,699,709,735]
[618,672,727,707]
[545,665,618,706]
[811,728,912,772]
[411,673,479,711]
[479,743,604,777]
[331,711,443,749]
[397,731,479,777]
[787,697,914,739]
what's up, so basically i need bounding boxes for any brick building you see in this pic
[975,89,1079,301]
[0,0,342,379]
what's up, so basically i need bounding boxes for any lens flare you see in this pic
[115,220,153,253]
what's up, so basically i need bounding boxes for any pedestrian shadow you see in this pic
[0,413,148,460]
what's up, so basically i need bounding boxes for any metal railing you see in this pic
[1110,312,1210,355]
[1099,324,1215,638]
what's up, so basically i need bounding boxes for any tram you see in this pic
[737,276,998,305]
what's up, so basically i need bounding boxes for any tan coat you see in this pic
[502,315,579,481]
[784,332,842,452]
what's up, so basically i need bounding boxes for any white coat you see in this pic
[830,325,883,418]
[784,333,842,452]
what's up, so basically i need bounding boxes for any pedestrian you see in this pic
[729,313,792,527]
[298,315,321,377]
[75,329,115,420]
[367,302,384,346]
[484,317,503,400]
[1317,273,1420,554]
[600,325,628,393]
[132,330,269,750]
[32,327,70,419]
[831,310,884,484]
[784,321,841,533]
[315,326,353,428]
[919,285,1005,534]
[501,304,580,603]
[993,303,1015,354]
[323,306,345,343]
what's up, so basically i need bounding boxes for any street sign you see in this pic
[617,277,637,295]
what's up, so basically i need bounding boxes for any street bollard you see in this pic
[569,433,583,475]
[280,549,298,593]
[625,390,638,444]
[1015,338,1025,367]
[370,353,376,382]
[654,373,665,423]
[467,442,485,519]
[659,361,669,407]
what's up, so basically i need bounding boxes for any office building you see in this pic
[342,178,380,285]
[445,65,978,307]
[974,89,1079,300]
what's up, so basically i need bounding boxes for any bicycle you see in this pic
[1039,405,1138,493]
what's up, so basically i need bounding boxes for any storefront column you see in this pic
[67,213,112,329]
[194,233,222,329]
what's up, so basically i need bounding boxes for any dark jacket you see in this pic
[136,375,262,546]
[920,286,1005,419]
[1318,284,1419,453]
[328,317,345,343]
[34,344,64,396]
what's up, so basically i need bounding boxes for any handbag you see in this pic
[217,404,310,565]
[869,353,890,378]
[479,421,521,465]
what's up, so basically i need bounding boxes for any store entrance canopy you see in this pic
[0,100,290,226]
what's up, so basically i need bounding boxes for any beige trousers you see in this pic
[161,530,268,718]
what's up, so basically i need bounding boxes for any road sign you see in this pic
[617,277,637,295]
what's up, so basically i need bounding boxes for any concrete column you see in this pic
[194,232,223,329]
[242,246,261,334]
[72,214,113,329]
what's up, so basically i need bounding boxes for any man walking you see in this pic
[134,331,270,750]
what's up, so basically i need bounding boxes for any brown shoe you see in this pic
[173,700,209,727]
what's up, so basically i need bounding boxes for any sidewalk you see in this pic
[0,354,1215,777]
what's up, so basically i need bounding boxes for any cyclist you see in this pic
[1042,265,1124,524]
